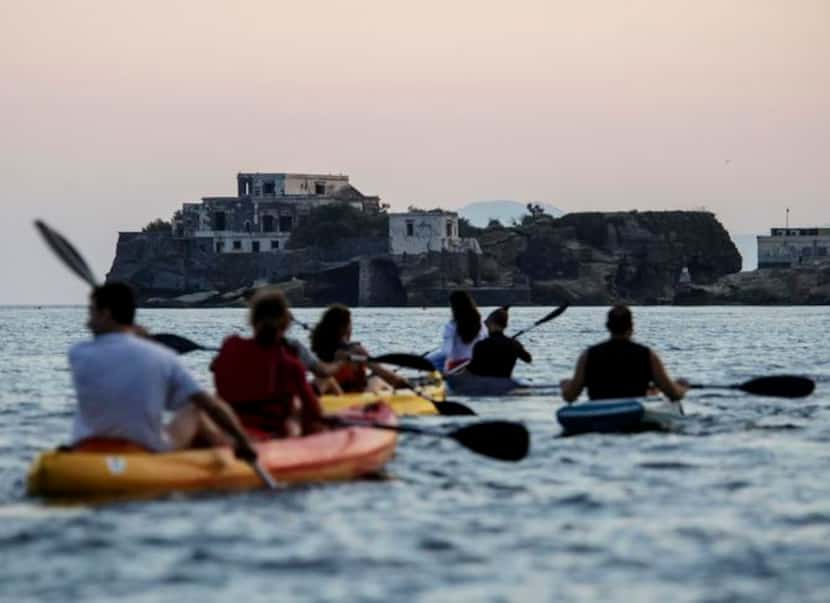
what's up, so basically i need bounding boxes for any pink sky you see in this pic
[1,0,827,303]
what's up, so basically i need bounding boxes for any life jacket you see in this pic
[584,339,653,400]
[211,336,323,436]
[334,361,368,393]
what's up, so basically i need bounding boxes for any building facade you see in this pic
[757,227,830,268]
[173,172,381,254]
[389,210,481,256]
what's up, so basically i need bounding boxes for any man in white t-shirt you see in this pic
[69,282,256,459]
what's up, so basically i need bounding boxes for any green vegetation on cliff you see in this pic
[287,205,388,249]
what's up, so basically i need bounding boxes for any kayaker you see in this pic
[69,282,257,460]
[284,333,345,395]
[436,290,487,372]
[310,304,407,393]
[211,289,326,439]
[559,305,688,402]
[466,307,532,378]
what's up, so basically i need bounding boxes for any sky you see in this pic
[1,0,827,304]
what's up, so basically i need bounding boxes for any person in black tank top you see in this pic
[467,307,532,378]
[560,305,688,402]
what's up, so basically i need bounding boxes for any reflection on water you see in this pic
[1,306,829,602]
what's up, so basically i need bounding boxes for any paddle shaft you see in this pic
[510,304,569,340]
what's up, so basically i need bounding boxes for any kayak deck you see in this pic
[320,372,445,416]
[557,398,684,435]
[28,405,397,499]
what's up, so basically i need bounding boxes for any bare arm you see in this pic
[514,341,532,364]
[559,351,587,403]
[310,359,343,378]
[649,351,688,402]
[189,392,257,461]
[368,362,408,389]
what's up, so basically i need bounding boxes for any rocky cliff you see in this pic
[108,210,745,306]
[477,211,741,304]
[675,263,830,305]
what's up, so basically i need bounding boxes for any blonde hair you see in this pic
[249,288,290,345]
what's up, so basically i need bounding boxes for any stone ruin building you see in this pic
[172,172,381,253]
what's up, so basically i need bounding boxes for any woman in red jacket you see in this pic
[211,289,325,439]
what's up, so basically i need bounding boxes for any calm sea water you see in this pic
[1,306,829,602]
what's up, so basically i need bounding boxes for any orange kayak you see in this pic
[27,403,397,499]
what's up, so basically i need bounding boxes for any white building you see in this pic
[389,210,481,256]
[757,227,830,268]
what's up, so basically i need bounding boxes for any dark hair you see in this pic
[486,306,509,329]
[311,304,351,362]
[249,289,290,346]
[606,304,633,335]
[449,290,481,344]
[92,282,136,325]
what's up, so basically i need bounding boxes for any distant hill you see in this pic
[459,200,564,227]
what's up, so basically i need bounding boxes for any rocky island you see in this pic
[105,171,826,306]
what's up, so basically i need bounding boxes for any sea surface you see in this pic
[1,305,829,603]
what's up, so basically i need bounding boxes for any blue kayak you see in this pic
[557,398,684,435]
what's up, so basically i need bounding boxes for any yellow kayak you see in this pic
[28,404,397,499]
[320,372,446,416]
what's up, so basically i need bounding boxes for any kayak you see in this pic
[27,404,397,499]
[446,372,557,396]
[320,372,446,416]
[556,398,684,435]
[446,372,522,396]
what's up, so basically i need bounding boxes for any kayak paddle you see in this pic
[510,303,570,339]
[35,219,100,287]
[690,375,815,398]
[154,334,439,375]
[152,333,219,353]
[351,353,437,373]
[329,418,530,461]
[33,219,277,491]
[393,376,476,416]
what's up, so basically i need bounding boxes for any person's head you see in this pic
[311,304,352,360]
[606,304,633,337]
[88,282,136,335]
[449,290,481,344]
[485,306,509,335]
[249,288,292,346]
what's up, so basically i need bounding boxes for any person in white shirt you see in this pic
[68,282,256,460]
[436,290,487,372]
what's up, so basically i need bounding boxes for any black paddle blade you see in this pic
[34,220,99,287]
[152,333,216,354]
[371,353,437,372]
[535,303,570,326]
[450,421,530,461]
[737,375,815,398]
[434,401,477,416]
